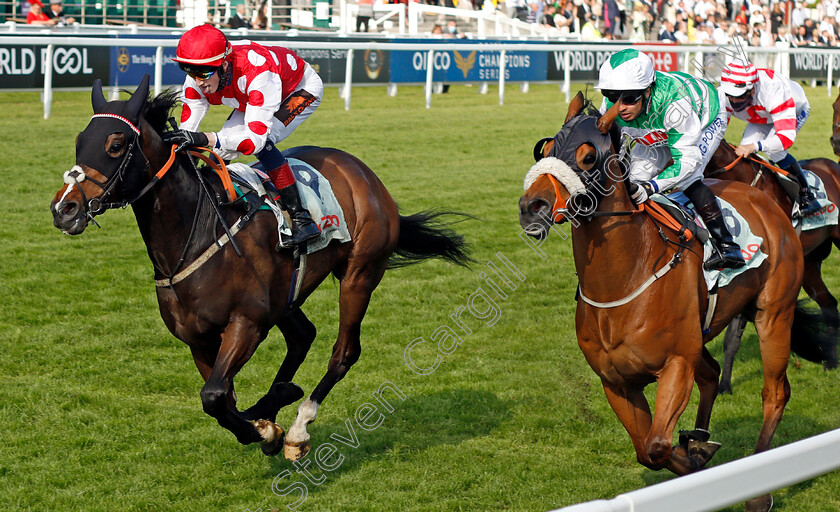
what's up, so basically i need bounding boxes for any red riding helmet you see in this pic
[173,24,232,67]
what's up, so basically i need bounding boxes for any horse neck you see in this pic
[733,159,794,215]
[572,176,670,296]
[132,152,218,275]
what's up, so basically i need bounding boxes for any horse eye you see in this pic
[583,154,596,165]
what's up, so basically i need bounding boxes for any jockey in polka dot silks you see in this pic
[165,23,322,248]
[720,59,822,216]
[596,48,745,270]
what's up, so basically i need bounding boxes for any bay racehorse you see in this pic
[50,75,471,460]
[520,93,830,512]
[706,143,840,393]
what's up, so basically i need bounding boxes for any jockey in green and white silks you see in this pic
[596,48,745,270]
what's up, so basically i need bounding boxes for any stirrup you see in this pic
[276,217,320,250]
[798,192,822,216]
[704,245,746,271]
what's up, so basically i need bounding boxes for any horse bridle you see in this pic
[64,113,153,223]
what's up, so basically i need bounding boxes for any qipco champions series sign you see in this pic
[389,40,547,83]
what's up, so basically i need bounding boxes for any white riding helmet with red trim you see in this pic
[719,59,758,97]
[173,24,232,68]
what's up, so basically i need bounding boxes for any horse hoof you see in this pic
[745,494,773,512]
[284,439,311,461]
[688,439,721,465]
[252,419,285,457]
[718,383,733,395]
[679,428,711,448]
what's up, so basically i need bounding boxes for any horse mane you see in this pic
[141,90,181,135]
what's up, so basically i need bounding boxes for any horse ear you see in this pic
[91,79,107,113]
[564,91,585,125]
[533,137,554,162]
[597,101,619,134]
[127,74,150,118]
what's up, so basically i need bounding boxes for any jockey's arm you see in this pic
[179,77,210,132]
[755,80,798,156]
[215,72,284,156]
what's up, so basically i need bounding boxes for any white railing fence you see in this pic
[9,37,840,118]
[550,428,840,512]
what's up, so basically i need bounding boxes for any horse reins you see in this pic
[543,166,697,309]
[705,143,792,185]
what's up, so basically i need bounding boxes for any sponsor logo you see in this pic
[364,49,382,80]
[633,130,668,146]
[117,47,129,73]
[453,51,475,78]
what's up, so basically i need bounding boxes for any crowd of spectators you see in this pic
[435,0,840,46]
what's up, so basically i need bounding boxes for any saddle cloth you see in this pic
[659,192,768,290]
[226,159,352,254]
[797,169,838,231]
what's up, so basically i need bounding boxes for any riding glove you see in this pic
[162,129,209,151]
[629,182,653,205]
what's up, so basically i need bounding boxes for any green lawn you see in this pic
[1,81,839,512]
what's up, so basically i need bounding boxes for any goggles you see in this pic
[602,89,646,105]
[178,63,219,80]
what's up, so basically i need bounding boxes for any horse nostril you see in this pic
[528,199,548,215]
[60,202,77,217]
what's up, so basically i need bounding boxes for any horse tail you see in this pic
[790,299,839,369]
[388,210,473,269]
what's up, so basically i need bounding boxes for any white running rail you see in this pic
[549,428,840,512]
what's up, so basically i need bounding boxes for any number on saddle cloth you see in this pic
[663,191,767,286]
[227,161,352,255]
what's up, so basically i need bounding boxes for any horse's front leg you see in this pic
[648,355,710,475]
[200,316,285,455]
[242,308,315,423]
[683,347,723,466]
[600,381,657,468]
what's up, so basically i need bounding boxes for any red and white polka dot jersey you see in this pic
[723,68,809,155]
[179,40,306,156]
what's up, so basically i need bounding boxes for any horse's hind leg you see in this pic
[284,260,388,461]
[718,314,747,394]
[746,309,793,512]
[752,309,792,452]
[242,308,316,423]
[803,244,840,368]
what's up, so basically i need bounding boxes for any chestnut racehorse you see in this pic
[50,75,470,460]
[519,93,830,512]
[706,143,840,393]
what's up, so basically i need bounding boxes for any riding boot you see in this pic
[779,157,821,216]
[275,180,320,248]
[685,181,746,271]
[260,142,321,249]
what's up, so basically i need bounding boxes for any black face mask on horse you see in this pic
[528,112,620,223]
[70,75,151,217]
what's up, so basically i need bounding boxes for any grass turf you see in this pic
[1,81,839,511]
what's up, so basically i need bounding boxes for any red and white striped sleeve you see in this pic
[756,74,797,154]
[179,77,209,132]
